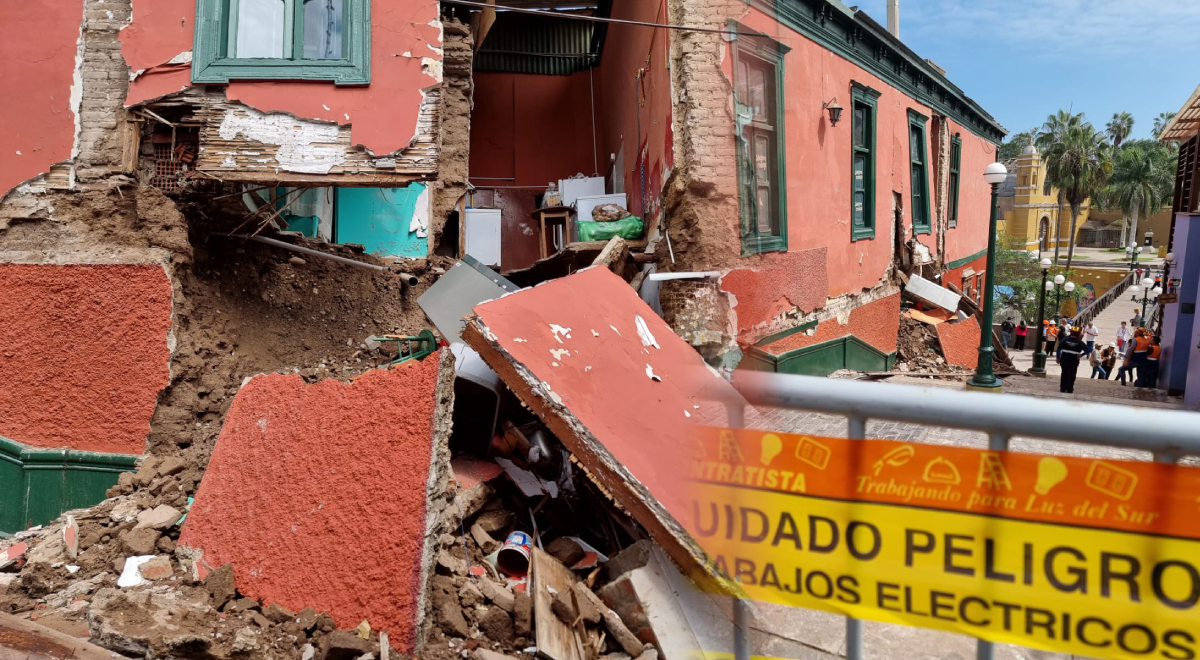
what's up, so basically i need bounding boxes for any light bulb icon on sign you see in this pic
[1035,457,1068,496]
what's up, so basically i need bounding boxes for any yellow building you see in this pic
[996,141,1090,253]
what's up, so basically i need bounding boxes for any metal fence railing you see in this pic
[1070,270,1135,328]
[726,370,1200,660]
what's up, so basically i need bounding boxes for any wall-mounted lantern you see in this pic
[823,98,843,126]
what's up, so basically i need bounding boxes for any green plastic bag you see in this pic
[577,216,644,241]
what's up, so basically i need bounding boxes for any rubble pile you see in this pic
[1,415,665,660]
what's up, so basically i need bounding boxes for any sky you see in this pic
[853,0,1200,141]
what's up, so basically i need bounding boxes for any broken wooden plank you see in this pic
[531,547,585,660]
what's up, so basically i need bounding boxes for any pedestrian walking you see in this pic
[1115,321,1131,351]
[1130,309,1141,329]
[1084,322,1099,355]
[1115,343,1135,386]
[1088,347,1106,379]
[1056,327,1087,394]
[1001,317,1015,349]
[1100,344,1116,379]
[1014,321,1027,351]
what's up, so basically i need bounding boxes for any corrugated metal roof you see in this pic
[474,12,597,76]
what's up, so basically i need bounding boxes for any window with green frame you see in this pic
[192,0,370,85]
[948,134,962,228]
[850,82,880,241]
[907,109,931,235]
[731,25,790,255]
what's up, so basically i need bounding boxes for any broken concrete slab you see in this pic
[137,555,173,581]
[134,504,182,530]
[904,274,961,313]
[0,610,119,660]
[177,352,456,653]
[462,267,735,582]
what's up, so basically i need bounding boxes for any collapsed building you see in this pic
[1,0,1007,658]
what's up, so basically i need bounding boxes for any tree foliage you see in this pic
[993,233,1084,324]
[1153,111,1178,139]
[998,131,1033,160]
[1040,119,1111,271]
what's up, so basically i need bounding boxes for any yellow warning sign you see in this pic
[686,429,1200,660]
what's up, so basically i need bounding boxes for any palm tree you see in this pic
[1106,112,1134,154]
[1111,145,1174,246]
[1153,111,1178,139]
[1036,110,1083,263]
[1041,123,1111,271]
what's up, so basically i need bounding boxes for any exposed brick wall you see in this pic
[659,279,736,361]
[431,19,473,252]
[76,0,133,181]
[663,0,744,271]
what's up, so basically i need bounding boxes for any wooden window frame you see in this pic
[730,24,791,256]
[907,109,932,235]
[948,133,962,228]
[850,82,880,241]
[193,0,371,85]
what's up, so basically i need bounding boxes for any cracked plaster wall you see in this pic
[121,0,444,156]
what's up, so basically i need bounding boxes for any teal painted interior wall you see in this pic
[0,436,136,534]
[334,185,429,258]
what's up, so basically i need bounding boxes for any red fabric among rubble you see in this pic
[178,358,442,651]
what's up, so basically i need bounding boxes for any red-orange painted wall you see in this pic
[0,0,81,195]
[943,119,1000,265]
[596,0,674,220]
[0,264,173,455]
[720,8,995,331]
[121,0,442,155]
[944,252,989,302]
[759,293,902,357]
[469,72,597,187]
[178,358,443,651]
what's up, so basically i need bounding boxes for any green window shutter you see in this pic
[193,0,370,85]
[730,22,790,256]
[850,82,879,241]
[907,109,931,235]
[948,135,962,228]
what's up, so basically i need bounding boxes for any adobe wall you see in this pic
[0,264,173,455]
[178,353,455,652]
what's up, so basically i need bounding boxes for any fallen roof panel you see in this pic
[462,266,735,578]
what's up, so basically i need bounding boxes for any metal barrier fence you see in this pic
[726,370,1200,660]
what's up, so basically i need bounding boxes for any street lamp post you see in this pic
[1030,257,1052,376]
[1130,277,1157,327]
[1127,243,1142,271]
[968,162,1008,391]
[1053,275,1076,319]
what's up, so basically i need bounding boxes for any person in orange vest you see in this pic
[1044,320,1058,355]
[1137,335,1162,388]
[1129,328,1152,386]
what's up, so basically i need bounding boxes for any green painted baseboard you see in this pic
[0,436,136,534]
[742,334,897,377]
